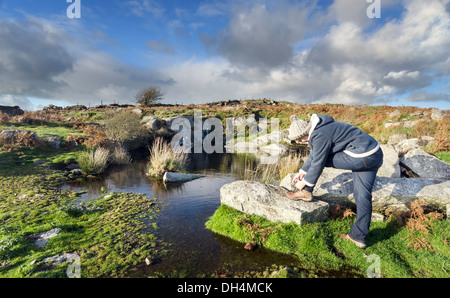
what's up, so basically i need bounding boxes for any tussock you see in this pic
[112,144,132,165]
[77,147,110,175]
[147,137,187,177]
[241,152,305,184]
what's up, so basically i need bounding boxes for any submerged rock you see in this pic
[220,180,329,225]
[163,172,205,183]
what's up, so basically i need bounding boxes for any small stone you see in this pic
[70,169,83,176]
[244,242,257,251]
[371,212,386,222]
[145,257,154,265]
[34,228,61,248]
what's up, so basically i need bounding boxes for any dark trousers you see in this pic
[305,148,383,244]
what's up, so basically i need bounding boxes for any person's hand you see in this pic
[293,172,305,183]
[294,180,306,191]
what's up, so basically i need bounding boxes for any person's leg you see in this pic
[347,167,378,244]
[325,149,383,244]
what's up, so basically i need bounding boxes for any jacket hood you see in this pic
[308,114,334,140]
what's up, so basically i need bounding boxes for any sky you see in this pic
[0,0,449,111]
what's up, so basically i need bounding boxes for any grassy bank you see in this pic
[206,205,450,278]
[0,150,164,278]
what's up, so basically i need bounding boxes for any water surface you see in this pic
[62,154,308,277]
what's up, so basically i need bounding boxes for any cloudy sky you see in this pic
[0,0,449,111]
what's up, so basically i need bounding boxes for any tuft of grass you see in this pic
[240,153,304,184]
[146,137,187,178]
[77,147,110,175]
[112,144,132,165]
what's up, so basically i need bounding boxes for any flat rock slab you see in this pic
[401,148,450,179]
[163,172,205,183]
[220,180,329,225]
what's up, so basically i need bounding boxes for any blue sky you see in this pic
[0,0,449,111]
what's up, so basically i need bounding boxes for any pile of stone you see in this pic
[0,129,63,149]
[385,108,448,129]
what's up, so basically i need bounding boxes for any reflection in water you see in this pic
[62,153,306,277]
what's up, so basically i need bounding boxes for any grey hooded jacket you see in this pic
[300,114,380,187]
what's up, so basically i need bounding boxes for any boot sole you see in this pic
[286,194,313,202]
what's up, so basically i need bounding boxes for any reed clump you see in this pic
[112,144,132,165]
[241,153,304,185]
[77,147,110,175]
[146,137,188,178]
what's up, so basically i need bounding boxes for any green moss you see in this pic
[0,158,164,278]
[435,151,450,163]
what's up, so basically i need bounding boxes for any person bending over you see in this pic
[286,114,383,249]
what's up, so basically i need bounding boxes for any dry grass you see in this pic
[386,199,444,251]
[237,214,282,245]
[428,115,450,153]
[77,147,110,175]
[0,130,43,151]
[328,204,356,220]
[241,152,304,184]
[10,110,64,125]
[0,112,10,125]
[147,137,188,177]
[81,124,108,149]
[112,144,132,165]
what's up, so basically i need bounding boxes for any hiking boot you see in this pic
[339,233,367,249]
[285,190,313,202]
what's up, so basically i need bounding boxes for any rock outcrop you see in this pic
[0,105,24,117]
[400,148,450,180]
[0,130,39,142]
[220,180,329,225]
[378,144,401,178]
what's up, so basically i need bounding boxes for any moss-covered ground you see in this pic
[0,149,164,278]
[206,205,450,278]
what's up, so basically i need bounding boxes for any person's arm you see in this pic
[301,134,332,187]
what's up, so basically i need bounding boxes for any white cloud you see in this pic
[212,3,312,69]
[406,91,450,102]
[124,0,164,17]
[53,50,175,105]
[1,0,449,110]
[0,94,34,111]
[162,0,450,106]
